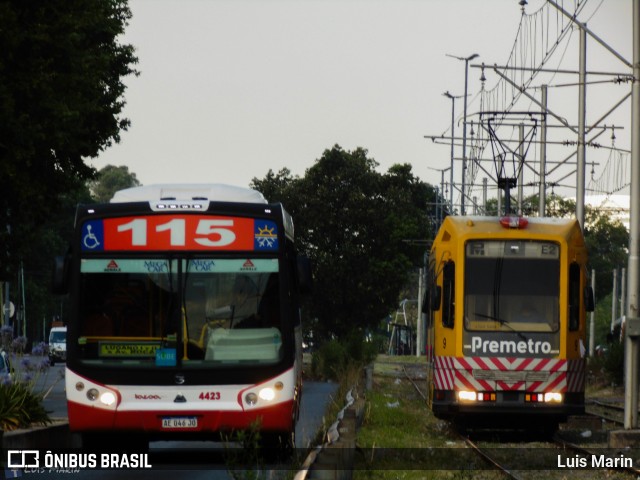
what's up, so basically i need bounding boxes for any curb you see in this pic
[2,421,78,450]
[295,374,366,480]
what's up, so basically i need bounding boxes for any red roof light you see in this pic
[499,215,529,229]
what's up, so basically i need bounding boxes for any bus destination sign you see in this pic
[81,216,278,252]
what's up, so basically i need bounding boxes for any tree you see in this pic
[0,0,138,277]
[251,145,437,341]
[583,211,629,301]
[90,164,141,203]
[20,183,93,343]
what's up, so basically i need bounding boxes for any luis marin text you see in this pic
[558,453,633,469]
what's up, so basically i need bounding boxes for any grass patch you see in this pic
[354,357,509,480]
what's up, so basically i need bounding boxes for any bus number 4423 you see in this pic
[199,391,221,400]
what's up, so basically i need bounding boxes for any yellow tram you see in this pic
[425,215,593,431]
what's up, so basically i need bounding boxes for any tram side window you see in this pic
[442,261,455,328]
[423,265,437,328]
[568,263,580,331]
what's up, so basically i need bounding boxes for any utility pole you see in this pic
[482,177,488,214]
[612,268,618,334]
[443,92,461,212]
[539,85,547,217]
[623,0,640,431]
[589,270,596,357]
[462,54,478,216]
[576,25,587,229]
[446,53,479,216]
[518,124,524,215]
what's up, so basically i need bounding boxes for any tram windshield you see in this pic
[464,240,560,333]
[77,258,283,368]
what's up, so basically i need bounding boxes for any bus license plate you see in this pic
[162,417,198,429]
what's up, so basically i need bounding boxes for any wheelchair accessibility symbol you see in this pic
[82,222,104,251]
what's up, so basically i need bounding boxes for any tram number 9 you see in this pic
[199,391,221,400]
[442,338,446,350]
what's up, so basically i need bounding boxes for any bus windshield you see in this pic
[464,240,560,333]
[77,257,282,368]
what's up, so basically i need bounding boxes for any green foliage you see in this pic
[0,382,50,431]
[591,293,614,347]
[601,341,624,385]
[89,164,141,203]
[589,340,624,386]
[583,214,629,300]
[0,0,138,277]
[252,145,437,341]
[0,326,51,431]
[311,334,379,381]
[311,339,348,380]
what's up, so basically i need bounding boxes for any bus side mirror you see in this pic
[52,255,70,295]
[297,256,313,294]
[584,286,595,312]
[430,286,442,311]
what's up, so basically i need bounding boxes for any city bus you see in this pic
[425,215,593,433]
[53,184,311,452]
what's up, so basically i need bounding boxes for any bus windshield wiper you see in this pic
[473,312,528,341]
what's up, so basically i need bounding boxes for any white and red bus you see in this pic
[53,184,311,452]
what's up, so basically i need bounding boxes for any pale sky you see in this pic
[94,0,633,207]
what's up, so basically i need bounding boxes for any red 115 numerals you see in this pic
[103,215,254,251]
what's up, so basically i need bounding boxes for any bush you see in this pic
[0,382,50,431]
[588,341,624,387]
[311,339,347,380]
[602,341,624,385]
[311,333,379,381]
[0,325,52,432]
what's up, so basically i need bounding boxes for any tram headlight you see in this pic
[544,392,562,403]
[458,390,477,402]
[245,392,258,406]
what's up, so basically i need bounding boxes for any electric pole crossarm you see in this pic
[546,127,609,176]
[473,63,633,78]
[546,0,633,69]
[586,91,632,135]
[493,67,577,134]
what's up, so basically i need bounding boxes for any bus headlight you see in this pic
[100,391,116,406]
[86,388,99,401]
[544,392,562,403]
[258,387,275,401]
[458,390,477,402]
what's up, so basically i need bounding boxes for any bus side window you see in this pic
[568,263,580,331]
[442,261,455,328]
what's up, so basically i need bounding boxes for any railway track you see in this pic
[585,398,627,425]
[401,365,640,479]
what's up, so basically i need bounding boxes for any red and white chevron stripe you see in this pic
[433,356,585,393]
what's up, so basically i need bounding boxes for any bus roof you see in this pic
[111,184,267,204]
